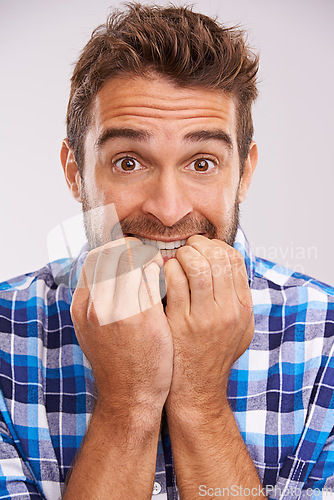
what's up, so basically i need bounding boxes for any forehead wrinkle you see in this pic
[97,109,232,123]
[112,101,227,111]
[100,89,223,107]
[94,98,232,119]
[93,76,236,123]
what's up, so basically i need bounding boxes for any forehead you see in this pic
[88,75,238,141]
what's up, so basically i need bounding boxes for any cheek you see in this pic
[82,169,108,208]
[100,185,145,222]
[192,188,232,221]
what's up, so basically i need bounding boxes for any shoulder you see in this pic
[0,259,77,394]
[251,257,334,353]
[0,258,74,329]
[253,256,334,296]
[0,258,74,296]
[252,256,334,305]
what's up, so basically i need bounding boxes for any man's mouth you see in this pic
[126,235,188,261]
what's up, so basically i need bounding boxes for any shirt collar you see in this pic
[233,226,256,285]
[68,243,89,296]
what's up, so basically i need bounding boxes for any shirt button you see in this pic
[153,481,162,494]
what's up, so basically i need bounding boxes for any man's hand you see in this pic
[71,237,173,414]
[64,237,173,499]
[164,235,254,412]
[162,235,265,499]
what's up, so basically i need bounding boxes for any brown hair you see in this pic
[67,2,259,174]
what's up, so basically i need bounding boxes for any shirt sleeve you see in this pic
[0,419,46,500]
[264,429,334,499]
[299,426,334,499]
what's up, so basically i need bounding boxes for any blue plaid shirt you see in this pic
[1,228,334,499]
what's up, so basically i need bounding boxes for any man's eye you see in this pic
[187,158,217,173]
[113,157,143,172]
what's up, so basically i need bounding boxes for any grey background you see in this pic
[0,0,333,284]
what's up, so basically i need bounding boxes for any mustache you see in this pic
[110,215,216,240]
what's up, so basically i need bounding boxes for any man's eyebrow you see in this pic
[183,129,233,150]
[95,128,152,149]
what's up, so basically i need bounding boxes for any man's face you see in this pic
[71,74,256,258]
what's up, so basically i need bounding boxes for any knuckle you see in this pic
[86,302,101,326]
[119,245,158,271]
[209,246,225,260]
[118,248,133,267]
[187,254,210,275]
[240,292,254,310]
[224,308,238,327]
[84,252,97,266]
[99,247,116,259]
[83,254,98,275]
[175,245,191,259]
[211,246,229,262]
[192,305,219,330]
[242,305,254,322]
[70,300,78,319]
[87,245,103,257]
[211,263,222,278]
[168,272,188,289]
[187,234,204,245]
[228,248,243,264]
[197,315,215,331]
[70,296,85,322]
[118,250,141,275]
[194,261,211,275]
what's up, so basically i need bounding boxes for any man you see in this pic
[0,3,333,499]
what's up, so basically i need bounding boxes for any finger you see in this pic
[174,245,213,312]
[91,262,142,327]
[204,244,234,307]
[76,237,143,291]
[117,242,161,277]
[112,244,162,321]
[186,237,237,307]
[76,247,100,289]
[164,257,190,317]
[93,237,143,286]
[138,261,162,311]
[71,276,90,325]
[71,249,101,322]
[228,249,253,310]
[88,238,144,326]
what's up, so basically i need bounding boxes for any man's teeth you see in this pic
[137,237,187,250]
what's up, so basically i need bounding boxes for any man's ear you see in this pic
[238,141,258,204]
[60,139,82,203]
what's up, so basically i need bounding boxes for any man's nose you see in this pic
[141,171,193,227]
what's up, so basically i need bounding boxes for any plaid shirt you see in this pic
[1,228,334,500]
